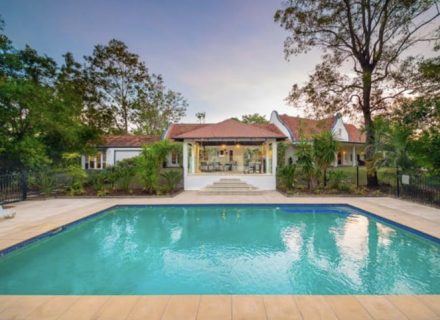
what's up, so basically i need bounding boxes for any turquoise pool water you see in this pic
[0,204,439,294]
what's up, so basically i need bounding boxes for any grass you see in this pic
[327,166,397,187]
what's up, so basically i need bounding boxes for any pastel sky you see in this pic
[1,0,436,123]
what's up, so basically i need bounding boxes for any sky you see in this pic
[1,0,437,123]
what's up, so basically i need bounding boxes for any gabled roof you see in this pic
[344,124,366,143]
[279,114,336,140]
[164,123,210,140]
[278,114,366,143]
[172,119,286,140]
[98,135,160,147]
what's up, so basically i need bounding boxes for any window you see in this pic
[85,152,106,170]
[171,151,178,165]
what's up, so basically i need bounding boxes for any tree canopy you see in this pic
[0,18,187,172]
[275,0,440,186]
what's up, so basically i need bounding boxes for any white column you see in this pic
[265,142,270,174]
[191,143,196,174]
[352,145,357,167]
[272,141,277,175]
[334,152,338,167]
[183,142,188,177]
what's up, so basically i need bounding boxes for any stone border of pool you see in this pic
[0,192,439,319]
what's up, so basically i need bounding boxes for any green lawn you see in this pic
[327,166,397,186]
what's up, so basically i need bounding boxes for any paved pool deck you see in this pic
[0,192,439,319]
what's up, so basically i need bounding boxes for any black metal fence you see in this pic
[397,173,440,206]
[0,173,27,204]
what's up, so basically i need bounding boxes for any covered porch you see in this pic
[172,118,286,190]
[334,143,366,167]
[182,139,278,190]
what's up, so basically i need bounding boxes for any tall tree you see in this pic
[85,39,151,133]
[275,0,440,187]
[196,112,206,123]
[240,113,269,124]
[85,39,186,134]
[132,76,187,135]
[0,20,97,171]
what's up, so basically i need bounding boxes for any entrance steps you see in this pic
[198,178,263,195]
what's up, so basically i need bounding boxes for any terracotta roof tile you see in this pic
[174,119,286,140]
[99,135,160,147]
[344,123,366,143]
[279,115,336,140]
[279,114,365,143]
[165,123,211,139]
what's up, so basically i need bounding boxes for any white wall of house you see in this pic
[184,174,276,190]
[270,111,292,140]
[332,117,349,141]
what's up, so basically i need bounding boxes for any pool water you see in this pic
[0,205,439,294]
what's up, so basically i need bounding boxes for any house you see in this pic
[164,118,286,190]
[81,135,161,170]
[82,110,365,190]
[270,111,366,167]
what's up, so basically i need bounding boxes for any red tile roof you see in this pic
[279,115,336,140]
[172,119,286,140]
[344,124,366,143]
[164,123,210,140]
[98,135,160,147]
[279,114,365,143]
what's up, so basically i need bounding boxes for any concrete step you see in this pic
[198,190,264,195]
[211,183,255,188]
[204,187,257,191]
[199,178,262,195]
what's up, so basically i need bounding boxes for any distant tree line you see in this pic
[0,17,187,172]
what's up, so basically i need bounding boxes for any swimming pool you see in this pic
[0,204,439,295]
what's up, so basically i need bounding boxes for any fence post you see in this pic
[356,165,359,188]
[20,171,28,201]
[396,168,400,198]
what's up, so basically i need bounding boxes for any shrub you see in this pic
[88,170,108,196]
[137,140,178,193]
[161,169,182,193]
[33,167,55,197]
[278,164,296,191]
[112,158,137,192]
[328,170,349,190]
[62,153,87,195]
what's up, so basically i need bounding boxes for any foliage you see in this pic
[0,18,188,173]
[195,112,206,124]
[137,140,178,193]
[62,153,87,195]
[277,164,296,191]
[313,131,338,186]
[0,23,98,172]
[88,170,108,196]
[277,141,287,168]
[85,39,186,135]
[328,170,349,191]
[373,116,413,171]
[295,140,317,190]
[112,158,137,192]
[275,0,440,187]
[240,113,268,124]
[160,169,182,193]
[33,167,55,197]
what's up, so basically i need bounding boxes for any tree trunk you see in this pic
[362,70,378,187]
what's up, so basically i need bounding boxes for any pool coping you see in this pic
[0,197,439,319]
